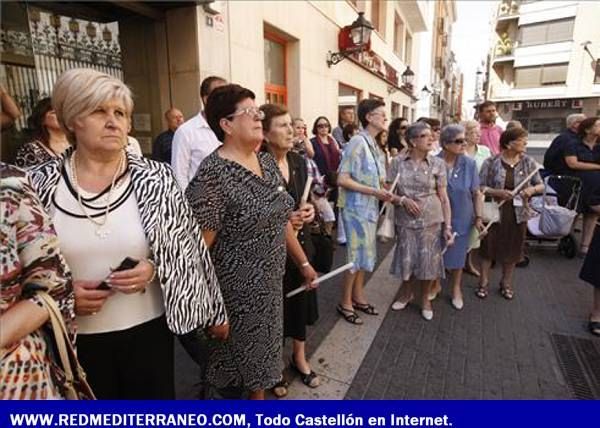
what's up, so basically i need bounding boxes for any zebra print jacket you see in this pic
[28,148,227,335]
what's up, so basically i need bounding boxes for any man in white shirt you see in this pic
[171,76,227,189]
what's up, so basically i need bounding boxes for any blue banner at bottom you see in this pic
[1,400,598,428]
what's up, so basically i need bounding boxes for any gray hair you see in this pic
[406,122,431,146]
[440,124,465,146]
[566,113,586,128]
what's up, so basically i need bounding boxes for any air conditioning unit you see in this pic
[513,102,522,111]
[572,99,583,109]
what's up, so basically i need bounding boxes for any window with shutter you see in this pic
[520,23,546,46]
[515,66,542,88]
[547,19,574,43]
[541,63,568,85]
[393,14,404,58]
[519,18,575,46]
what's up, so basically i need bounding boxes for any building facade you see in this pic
[487,0,600,145]
[1,0,433,162]
[415,0,460,123]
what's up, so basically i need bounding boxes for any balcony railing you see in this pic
[495,34,514,57]
[498,0,520,18]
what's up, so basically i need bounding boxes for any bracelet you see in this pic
[397,195,406,206]
[147,259,157,283]
[300,261,310,268]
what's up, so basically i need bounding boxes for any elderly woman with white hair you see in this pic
[388,122,453,321]
[461,119,492,276]
[28,68,228,399]
[463,120,492,171]
[438,125,484,309]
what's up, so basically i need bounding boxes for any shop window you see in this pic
[264,32,287,105]
[595,60,600,84]
[528,117,565,134]
[338,82,361,107]
[519,18,575,46]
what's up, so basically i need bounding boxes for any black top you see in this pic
[564,137,600,164]
[152,129,174,164]
[543,129,579,175]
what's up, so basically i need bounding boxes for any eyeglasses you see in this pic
[450,138,467,145]
[226,107,265,120]
[317,123,330,128]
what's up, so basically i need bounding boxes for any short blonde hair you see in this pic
[461,120,479,132]
[52,68,133,144]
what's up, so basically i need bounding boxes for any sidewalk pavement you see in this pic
[175,238,598,399]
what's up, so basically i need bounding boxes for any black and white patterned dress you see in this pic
[15,140,57,169]
[186,151,294,392]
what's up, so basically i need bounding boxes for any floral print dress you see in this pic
[0,163,75,399]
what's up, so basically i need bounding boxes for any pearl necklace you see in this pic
[70,150,126,239]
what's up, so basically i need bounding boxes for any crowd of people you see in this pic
[1,68,599,402]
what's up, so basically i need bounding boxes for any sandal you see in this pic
[500,284,514,300]
[336,304,363,325]
[290,358,320,388]
[271,378,289,398]
[475,284,488,299]
[352,301,379,316]
[589,320,600,337]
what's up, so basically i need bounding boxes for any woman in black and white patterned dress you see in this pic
[186,85,318,400]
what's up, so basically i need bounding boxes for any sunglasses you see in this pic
[399,126,408,130]
[450,138,467,145]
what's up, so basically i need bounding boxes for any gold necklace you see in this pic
[70,150,126,239]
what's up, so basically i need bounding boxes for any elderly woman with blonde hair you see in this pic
[28,68,228,399]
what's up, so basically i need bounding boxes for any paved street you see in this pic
[174,222,599,399]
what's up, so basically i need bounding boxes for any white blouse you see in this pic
[51,159,164,334]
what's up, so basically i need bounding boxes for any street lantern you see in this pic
[349,11,374,47]
[401,66,415,87]
[327,12,374,67]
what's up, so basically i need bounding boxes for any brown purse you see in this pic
[37,292,96,400]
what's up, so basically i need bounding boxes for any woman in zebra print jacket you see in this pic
[27,68,228,399]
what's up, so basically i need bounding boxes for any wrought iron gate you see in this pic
[1,3,123,130]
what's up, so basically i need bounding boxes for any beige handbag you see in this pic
[482,200,500,224]
[37,292,96,400]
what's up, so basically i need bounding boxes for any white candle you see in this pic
[286,262,355,298]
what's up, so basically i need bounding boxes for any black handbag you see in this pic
[310,216,334,273]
